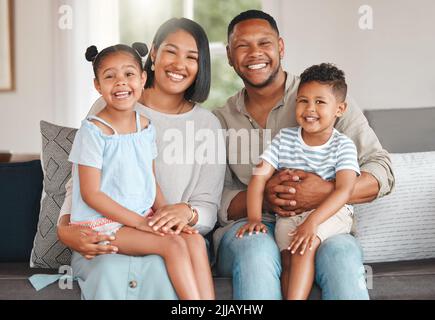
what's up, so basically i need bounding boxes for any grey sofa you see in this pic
[1,107,434,300]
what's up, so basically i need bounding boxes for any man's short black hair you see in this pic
[299,63,348,102]
[227,10,279,41]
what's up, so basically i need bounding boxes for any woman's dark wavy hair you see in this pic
[144,18,211,103]
[299,63,347,102]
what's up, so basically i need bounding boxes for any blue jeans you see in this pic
[315,233,369,300]
[217,221,282,299]
[216,221,369,300]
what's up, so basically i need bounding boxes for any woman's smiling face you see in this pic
[151,29,199,96]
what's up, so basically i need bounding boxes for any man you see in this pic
[212,10,394,300]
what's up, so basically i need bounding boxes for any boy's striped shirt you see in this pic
[260,126,360,180]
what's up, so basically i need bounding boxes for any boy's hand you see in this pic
[236,221,268,238]
[288,218,318,255]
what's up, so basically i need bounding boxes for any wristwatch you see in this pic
[184,202,198,226]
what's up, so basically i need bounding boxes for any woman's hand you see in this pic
[181,225,199,235]
[287,218,318,255]
[57,219,119,260]
[147,203,193,235]
[236,221,268,238]
[135,216,168,236]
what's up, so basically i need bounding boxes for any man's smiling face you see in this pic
[227,18,284,89]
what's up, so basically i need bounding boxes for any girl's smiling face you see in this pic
[94,52,146,111]
[151,29,199,96]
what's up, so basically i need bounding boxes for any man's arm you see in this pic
[336,96,395,198]
[349,171,380,203]
[227,190,248,221]
[277,170,379,214]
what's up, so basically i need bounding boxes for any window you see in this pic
[118,0,261,109]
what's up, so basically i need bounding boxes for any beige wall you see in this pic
[0,0,54,154]
[1,0,435,153]
[265,0,435,110]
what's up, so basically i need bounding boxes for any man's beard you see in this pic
[236,61,281,89]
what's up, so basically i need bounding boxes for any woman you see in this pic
[56,18,225,299]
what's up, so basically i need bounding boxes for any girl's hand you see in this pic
[57,223,118,260]
[148,203,192,235]
[236,221,268,238]
[288,218,318,255]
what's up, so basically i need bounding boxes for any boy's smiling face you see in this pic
[296,81,347,139]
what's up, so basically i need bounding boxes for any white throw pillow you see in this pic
[354,151,435,263]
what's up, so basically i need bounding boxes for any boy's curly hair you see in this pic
[299,63,347,102]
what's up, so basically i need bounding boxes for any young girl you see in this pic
[69,42,202,300]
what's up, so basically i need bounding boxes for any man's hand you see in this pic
[264,169,334,216]
[264,169,297,217]
[281,170,334,214]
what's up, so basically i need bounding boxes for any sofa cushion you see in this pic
[30,121,77,268]
[364,107,435,153]
[2,259,435,299]
[354,151,435,263]
[0,161,42,262]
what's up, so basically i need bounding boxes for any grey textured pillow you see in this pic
[30,121,77,268]
[354,152,435,263]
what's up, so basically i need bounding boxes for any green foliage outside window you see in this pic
[194,0,260,43]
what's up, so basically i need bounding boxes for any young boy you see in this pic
[236,63,360,300]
